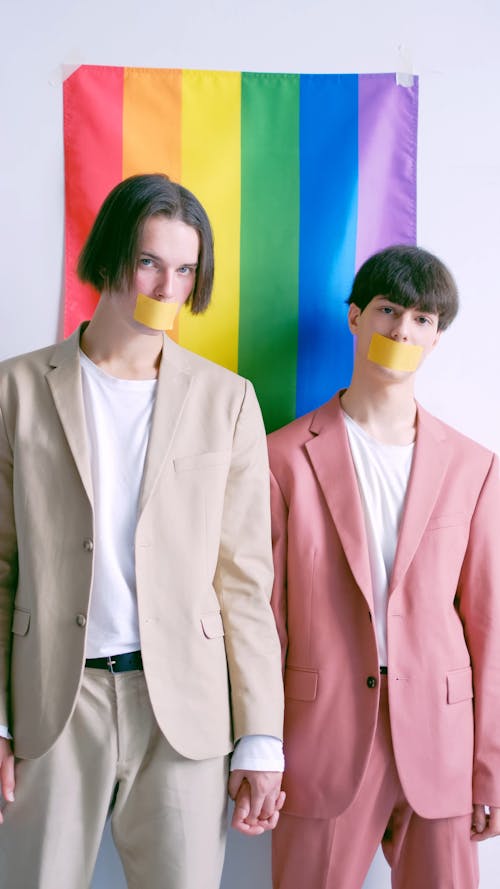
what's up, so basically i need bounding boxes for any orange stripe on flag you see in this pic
[123,67,182,180]
[123,68,183,341]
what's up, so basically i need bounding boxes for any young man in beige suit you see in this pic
[0,174,284,888]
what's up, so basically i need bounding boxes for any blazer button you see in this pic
[76,613,87,627]
[366,676,377,689]
[83,538,94,552]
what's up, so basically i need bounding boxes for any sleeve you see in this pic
[456,452,500,807]
[269,466,289,670]
[213,380,284,742]
[0,401,18,728]
[230,734,284,772]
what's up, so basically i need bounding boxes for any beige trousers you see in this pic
[0,669,229,889]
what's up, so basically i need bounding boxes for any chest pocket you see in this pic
[174,451,231,473]
[426,512,469,531]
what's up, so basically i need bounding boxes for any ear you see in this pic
[347,303,362,334]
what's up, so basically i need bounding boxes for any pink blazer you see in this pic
[268,393,500,820]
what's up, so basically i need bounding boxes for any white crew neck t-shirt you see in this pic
[343,412,414,667]
[80,350,157,658]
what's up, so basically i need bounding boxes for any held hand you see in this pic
[0,737,15,825]
[228,769,285,836]
[471,804,500,841]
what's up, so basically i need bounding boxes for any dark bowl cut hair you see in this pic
[77,173,214,314]
[347,245,459,331]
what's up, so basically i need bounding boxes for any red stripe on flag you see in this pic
[63,65,124,336]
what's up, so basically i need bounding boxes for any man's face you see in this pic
[348,296,441,377]
[110,214,200,332]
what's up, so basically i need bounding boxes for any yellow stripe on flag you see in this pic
[180,70,241,371]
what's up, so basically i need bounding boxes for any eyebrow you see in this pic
[374,297,435,314]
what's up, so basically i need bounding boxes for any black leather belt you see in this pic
[85,651,143,673]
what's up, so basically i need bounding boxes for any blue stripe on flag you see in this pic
[296,74,359,417]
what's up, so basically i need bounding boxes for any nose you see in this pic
[154,269,175,300]
[390,313,410,341]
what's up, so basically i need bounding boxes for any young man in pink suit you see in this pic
[268,245,500,889]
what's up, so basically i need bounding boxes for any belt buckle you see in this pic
[107,655,117,674]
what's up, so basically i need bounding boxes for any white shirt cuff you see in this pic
[230,734,284,772]
[0,724,12,740]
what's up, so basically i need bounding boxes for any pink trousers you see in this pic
[273,677,479,889]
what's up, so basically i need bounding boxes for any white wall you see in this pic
[2,0,499,885]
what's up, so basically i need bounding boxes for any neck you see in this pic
[80,296,163,380]
[340,367,417,445]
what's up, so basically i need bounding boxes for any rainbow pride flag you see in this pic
[64,67,418,431]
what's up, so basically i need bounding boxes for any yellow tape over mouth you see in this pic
[367,333,423,372]
[134,293,179,331]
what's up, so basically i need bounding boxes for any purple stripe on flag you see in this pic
[355,74,418,270]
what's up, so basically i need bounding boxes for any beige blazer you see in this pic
[0,326,284,760]
[268,393,500,820]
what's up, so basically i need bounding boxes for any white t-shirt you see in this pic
[80,350,156,658]
[343,412,414,666]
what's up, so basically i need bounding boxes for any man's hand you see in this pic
[471,804,500,841]
[228,769,285,836]
[0,737,15,825]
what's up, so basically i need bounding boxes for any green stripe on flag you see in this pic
[239,73,300,432]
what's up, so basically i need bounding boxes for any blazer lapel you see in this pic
[46,327,93,503]
[305,395,373,608]
[389,404,451,594]
[138,334,192,515]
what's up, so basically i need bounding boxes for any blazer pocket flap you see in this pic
[447,667,473,704]
[426,512,469,531]
[201,612,225,639]
[285,667,318,702]
[174,451,231,473]
[12,608,30,636]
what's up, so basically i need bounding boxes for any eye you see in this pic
[379,306,394,315]
[178,265,195,276]
[139,256,155,268]
[416,315,431,325]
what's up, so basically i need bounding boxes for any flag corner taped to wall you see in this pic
[64,66,418,432]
